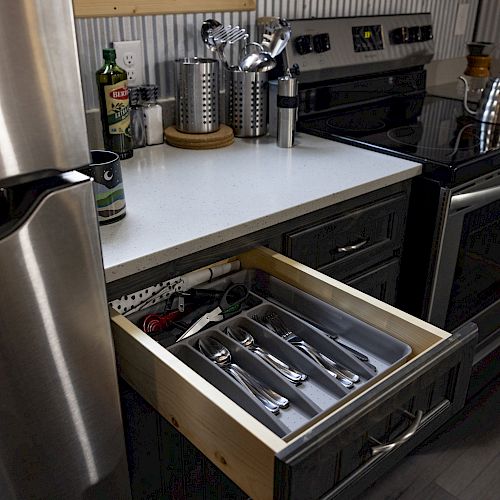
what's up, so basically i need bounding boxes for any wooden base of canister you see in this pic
[164,124,234,150]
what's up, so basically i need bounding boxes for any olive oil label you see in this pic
[104,81,131,136]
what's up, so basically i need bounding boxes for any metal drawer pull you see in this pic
[336,239,368,253]
[369,409,424,456]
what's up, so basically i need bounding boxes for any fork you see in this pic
[253,312,358,388]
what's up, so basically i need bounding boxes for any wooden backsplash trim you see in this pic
[73,0,256,17]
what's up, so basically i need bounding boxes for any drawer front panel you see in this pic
[274,324,476,500]
[285,194,407,271]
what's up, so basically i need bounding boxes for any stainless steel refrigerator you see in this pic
[0,1,130,498]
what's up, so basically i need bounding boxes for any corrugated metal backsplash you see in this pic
[76,0,478,110]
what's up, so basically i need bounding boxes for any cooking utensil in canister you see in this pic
[201,19,248,70]
[239,42,276,72]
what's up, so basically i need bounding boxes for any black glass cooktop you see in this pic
[298,93,500,185]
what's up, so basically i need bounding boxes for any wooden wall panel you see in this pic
[74,1,256,17]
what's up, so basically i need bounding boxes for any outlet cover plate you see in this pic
[113,40,145,86]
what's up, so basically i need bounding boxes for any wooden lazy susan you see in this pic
[164,124,234,150]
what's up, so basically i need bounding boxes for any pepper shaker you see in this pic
[141,84,164,145]
[277,76,298,148]
[129,86,146,148]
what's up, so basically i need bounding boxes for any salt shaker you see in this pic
[277,76,298,148]
[141,84,164,145]
[129,86,146,148]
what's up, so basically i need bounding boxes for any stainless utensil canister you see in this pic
[228,70,268,137]
[175,57,219,134]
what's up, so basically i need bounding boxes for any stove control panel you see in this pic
[285,13,434,83]
[390,25,433,44]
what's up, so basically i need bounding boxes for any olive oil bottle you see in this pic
[96,48,133,159]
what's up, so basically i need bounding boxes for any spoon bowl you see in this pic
[198,337,287,412]
[225,326,306,383]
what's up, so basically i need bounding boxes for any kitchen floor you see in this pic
[356,377,500,500]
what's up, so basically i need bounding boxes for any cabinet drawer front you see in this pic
[111,247,474,500]
[285,194,406,270]
[274,323,476,500]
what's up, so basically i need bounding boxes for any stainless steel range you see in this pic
[282,13,500,387]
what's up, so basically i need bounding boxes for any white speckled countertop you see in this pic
[100,133,422,283]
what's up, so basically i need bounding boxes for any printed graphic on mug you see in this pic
[80,150,126,224]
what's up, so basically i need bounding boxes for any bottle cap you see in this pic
[103,47,116,59]
[141,84,159,103]
[128,86,141,106]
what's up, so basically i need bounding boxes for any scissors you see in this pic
[176,284,249,342]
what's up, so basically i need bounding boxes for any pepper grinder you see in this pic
[277,76,298,148]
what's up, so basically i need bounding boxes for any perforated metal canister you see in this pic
[175,57,220,134]
[228,70,268,137]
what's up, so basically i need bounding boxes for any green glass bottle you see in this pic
[96,48,133,160]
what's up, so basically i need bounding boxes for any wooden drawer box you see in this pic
[110,247,476,499]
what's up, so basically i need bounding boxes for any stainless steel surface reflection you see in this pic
[0,175,130,499]
[0,0,90,184]
[479,121,500,152]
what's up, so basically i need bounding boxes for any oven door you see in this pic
[428,169,500,353]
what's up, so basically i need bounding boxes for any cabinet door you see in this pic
[285,194,407,273]
[345,258,400,305]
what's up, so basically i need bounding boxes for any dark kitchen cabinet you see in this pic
[112,245,476,500]
[283,185,409,305]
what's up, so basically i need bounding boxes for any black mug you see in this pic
[79,150,126,225]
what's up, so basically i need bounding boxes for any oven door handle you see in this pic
[450,184,500,213]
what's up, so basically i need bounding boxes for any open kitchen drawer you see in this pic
[110,247,477,500]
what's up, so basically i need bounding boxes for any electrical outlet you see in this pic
[113,40,144,86]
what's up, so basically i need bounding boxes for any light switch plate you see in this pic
[454,3,470,36]
[113,40,145,86]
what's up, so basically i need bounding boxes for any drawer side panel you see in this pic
[111,309,282,500]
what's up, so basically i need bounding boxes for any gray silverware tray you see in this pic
[130,268,412,437]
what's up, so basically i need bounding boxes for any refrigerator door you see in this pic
[0,0,90,185]
[0,171,130,499]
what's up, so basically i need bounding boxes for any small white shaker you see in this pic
[277,76,298,148]
[141,84,164,145]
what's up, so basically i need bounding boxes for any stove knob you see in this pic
[294,35,313,55]
[290,64,301,77]
[313,33,331,53]
[408,26,422,43]
[420,25,433,41]
[390,27,409,44]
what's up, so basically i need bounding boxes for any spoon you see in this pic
[225,326,306,384]
[199,337,288,413]
[239,42,277,72]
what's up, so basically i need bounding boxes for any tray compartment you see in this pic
[249,269,412,371]
[174,328,324,435]
[221,315,350,410]
[168,342,290,437]
[250,303,375,383]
